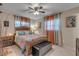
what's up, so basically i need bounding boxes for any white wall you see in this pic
[61,7,79,55]
[0,12,45,36]
[0,12,15,36]
[30,18,44,33]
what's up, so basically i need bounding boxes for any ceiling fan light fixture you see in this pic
[34,11,39,15]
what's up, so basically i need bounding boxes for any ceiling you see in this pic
[0,3,79,20]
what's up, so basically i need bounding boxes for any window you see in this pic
[15,20,30,27]
[21,21,30,26]
[15,16,30,30]
[45,19,59,31]
[15,20,21,27]
[54,19,59,30]
[45,20,54,31]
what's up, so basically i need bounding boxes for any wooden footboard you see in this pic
[24,36,48,55]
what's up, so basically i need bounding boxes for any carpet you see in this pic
[2,45,24,56]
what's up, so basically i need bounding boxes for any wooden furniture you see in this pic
[76,38,79,56]
[24,36,48,55]
[15,26,30,31]
[15,16,30,31]
[0,35,15,48]
[24,41,32,55]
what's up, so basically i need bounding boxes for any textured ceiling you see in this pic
[0,3,79,19]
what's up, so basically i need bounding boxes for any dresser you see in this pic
[0,35,15,48]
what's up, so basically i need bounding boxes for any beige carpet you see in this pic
[3,45,24,56]
[2,45,73,56]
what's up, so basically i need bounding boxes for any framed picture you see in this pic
[38,22,41,28]
[66,16,76,27]
[4,21,9,27]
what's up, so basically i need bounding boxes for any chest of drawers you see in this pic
[0,36,15,48]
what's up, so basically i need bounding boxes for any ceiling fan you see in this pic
[22,4,45,15]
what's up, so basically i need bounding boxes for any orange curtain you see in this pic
[44,14,62,46]
[44,15,54,44]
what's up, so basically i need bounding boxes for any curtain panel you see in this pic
[44,14,62,46]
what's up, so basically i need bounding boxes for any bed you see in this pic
[15,31,47,55]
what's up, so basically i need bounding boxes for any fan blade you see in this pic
[28,11,34,13]
[29,7,34,10]
[39,11,45,13]
[39,6,43,9]
[0,3,2,6]
[22,7,34,12]
[23,9,30,11]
